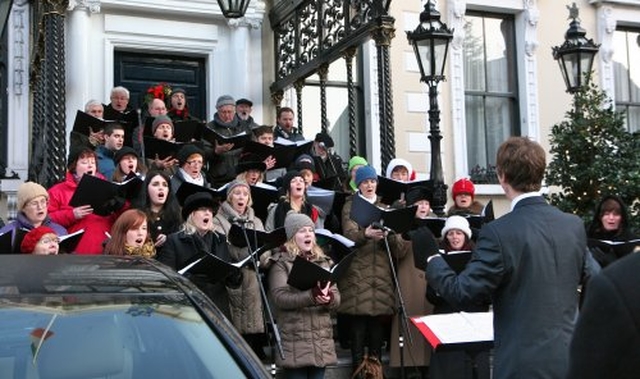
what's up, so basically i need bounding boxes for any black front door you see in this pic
[114,51,207,121]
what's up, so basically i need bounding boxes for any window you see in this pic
[612,28,640,132]
[463,12,520,176]
[299,48,366,160]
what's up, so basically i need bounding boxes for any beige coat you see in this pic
[338,195,403,316]
[388,238,434,368]
[213,201,265,334]
[268,251,340,369]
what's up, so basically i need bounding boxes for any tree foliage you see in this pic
[546,76,640,230]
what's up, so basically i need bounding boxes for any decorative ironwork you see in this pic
[29,0,67,188]
[373,15,395,172]
[270,0,386,93]
[343,46,358,158]
[318,63,329,133]
[294,79,304,133]
[270,0,396,166]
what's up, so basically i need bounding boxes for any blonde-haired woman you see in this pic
[157,191,241,319]
[267,213,340,379]
[213,180,267,358]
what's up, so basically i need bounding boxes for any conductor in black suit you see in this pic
[567,250,640,379]
[425,137,600,379]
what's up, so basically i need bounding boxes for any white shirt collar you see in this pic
[510,191,542,212]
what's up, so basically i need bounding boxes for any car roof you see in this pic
[0,255,190,296]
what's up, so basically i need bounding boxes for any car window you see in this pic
[0,299,248,379]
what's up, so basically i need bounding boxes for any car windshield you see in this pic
[0,295,248,379]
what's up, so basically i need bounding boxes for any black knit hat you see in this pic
[406,186,433,206]
[113,146,139,164]
[67,146,96,169]
[176,144,204,166]
[281,170,304,195]
[182,192,217,220]
[236,153,267,175]
[314,132,334,148]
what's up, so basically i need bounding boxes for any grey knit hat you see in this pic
[284,213,315,240]
[216,95,235,108]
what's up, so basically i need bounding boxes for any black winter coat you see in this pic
[157,230,241,319]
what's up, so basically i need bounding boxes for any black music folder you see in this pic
[440,250,472,274]
[202,127,250,149]
[58,229,85,254]
[69,175,142,216]
[350,194,417,233]
[587,238,640,257]
[376,176,433,205]
[314,228,355,261]
[249,183,280,222]
[227,225,287,252]
[173,120,205,143]
[411,311,494,352]
[143,136,184,160]
[72,110,109,136]
[175,181,226,206]
[103,107,139,126]
[287,251,357,291]
[0,230,15,254]
[178,251,249,281]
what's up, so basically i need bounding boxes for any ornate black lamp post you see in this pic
[552,3,600,94]
[406,0,453,216]
[217,0,251,19]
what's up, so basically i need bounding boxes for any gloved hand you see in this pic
[408,226,440,269]
[226,267,243,289]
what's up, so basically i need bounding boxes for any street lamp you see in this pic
[217,0,250,19]
[406,0,453,216]
[552,3,600,93]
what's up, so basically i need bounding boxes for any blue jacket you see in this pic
[0,212,68,245]
[96,145,117,180]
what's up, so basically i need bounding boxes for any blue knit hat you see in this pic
[355,165,377,187]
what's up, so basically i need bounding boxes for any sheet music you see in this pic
[411,311,493,347]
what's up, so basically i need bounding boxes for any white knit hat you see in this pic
[385,158,413,179]
[441,215,472,240]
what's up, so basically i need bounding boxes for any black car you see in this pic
[0,254,270,379]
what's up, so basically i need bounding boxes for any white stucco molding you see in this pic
[6,0,30,179]
[590,0,640,105]
[448,0,468,178]
[100,0,265,24]
[521,0,540,141]
[68,0,101,13]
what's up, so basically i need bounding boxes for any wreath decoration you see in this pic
[144,82,172,105]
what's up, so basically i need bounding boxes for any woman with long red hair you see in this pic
[104,209,155,258]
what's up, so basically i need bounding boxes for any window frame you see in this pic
[447,1,539,189]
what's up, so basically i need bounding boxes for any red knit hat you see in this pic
[20,226,57,254]
[452,178,475,200]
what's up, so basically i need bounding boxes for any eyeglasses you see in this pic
[25,198,48,209]
[185,160,203,166]
[39,237,60,244]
